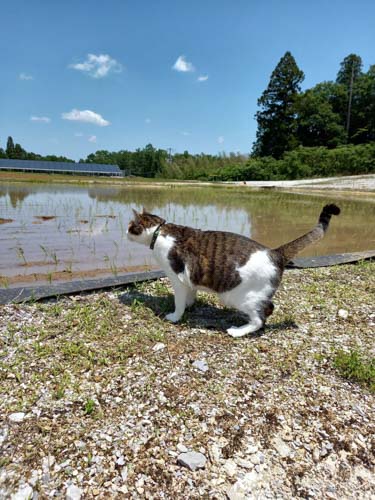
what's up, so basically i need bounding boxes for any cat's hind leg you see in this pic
[226,295,274,338]
[227,313,263,338]
[186,288,197,308]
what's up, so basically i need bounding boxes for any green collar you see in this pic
[150,221,166,250]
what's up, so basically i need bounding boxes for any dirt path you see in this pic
[233,174,375,191]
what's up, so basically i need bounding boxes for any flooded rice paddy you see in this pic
[1,182,375,288]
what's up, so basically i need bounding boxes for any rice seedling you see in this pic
[39,245,49,259]
[16,246,27,265]
[51,252,59,266]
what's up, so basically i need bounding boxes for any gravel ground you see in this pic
[1,262,374,499]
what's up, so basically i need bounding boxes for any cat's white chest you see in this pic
[153,234,176,275]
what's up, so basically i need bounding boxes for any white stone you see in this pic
[250,454,261,465]
[226,470,259,499]
[9,413,25,423]
[66,484,83,500]
[192,360,209,372]
[338,309,348,319]
[177,451,206,471]
[116,455,125,466]
[121,467,128,482]
[226,481,246,500]
[11,484,33,500]
[152,342,165,352]
[224,459,238,477]
[177,443,188,453]
[236,458,254,469]
[272,437,291,458]
[29,470,39,487]
[0,427,8,446]
[312,448,320,463]
[243,470,259,489]
[319,386,331,395]
[209,443,221,463]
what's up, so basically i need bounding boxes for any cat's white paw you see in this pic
[227,326,248,338]
[165,312,181,323]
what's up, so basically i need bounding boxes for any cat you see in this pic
[127,204,340,337]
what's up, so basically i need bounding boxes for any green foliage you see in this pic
[296,87,346,148]
[254,52,375,158]
[207,143,375,181]
[336,54,363,87]
[348,67,375,143]
[83,143,168,177]
[83,398,96,415]
[253,51,304,159]
[334,349,375,392]
[159,151,248,180]
[6,136,15,157]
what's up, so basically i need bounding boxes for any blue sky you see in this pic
[1,0,374,160]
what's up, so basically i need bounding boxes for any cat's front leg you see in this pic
[165,280,190,323]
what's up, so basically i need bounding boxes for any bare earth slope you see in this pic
[235,173,375,192]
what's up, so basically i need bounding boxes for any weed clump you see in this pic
[334,349,375,392]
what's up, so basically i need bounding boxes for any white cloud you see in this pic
[88,135,97,143]
[19,73,33,81]
[181,131,190,136]
[217,136,224,144]
[172,55,195,73]
[145,118,151,124]
[70,53,122,78]
[197,75,208,82]
[30,116,50,123]
[62,109,110,127]
[74,132,84,137]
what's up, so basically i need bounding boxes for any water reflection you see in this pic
[0,181,374,287]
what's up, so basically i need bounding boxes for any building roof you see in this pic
[0,158,122,175]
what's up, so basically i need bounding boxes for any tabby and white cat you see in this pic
[127,204,340,337]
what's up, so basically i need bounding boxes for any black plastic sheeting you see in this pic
[286,250,375,268]
[0,270,164,305]
[1,251,374,305]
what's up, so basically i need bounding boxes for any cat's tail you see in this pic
[274,204,341,265]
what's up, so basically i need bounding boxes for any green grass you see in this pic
[83,398,96,415]
[334,349,375,392]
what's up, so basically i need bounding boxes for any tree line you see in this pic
[1,51,374,180]
[253,52,375,159]
[82,146,248,178]
[0,136,74,163]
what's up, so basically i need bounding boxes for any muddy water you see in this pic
[1,182,374,287]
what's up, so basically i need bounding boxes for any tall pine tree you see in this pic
[6,136,15,158]
[336,54,363,139]
[253,51,304,159]
[336,54,363,86]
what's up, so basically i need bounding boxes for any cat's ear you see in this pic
[132,208,140,220]
[142,206,147,214]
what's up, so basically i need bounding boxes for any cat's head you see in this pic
[127,208,165,245]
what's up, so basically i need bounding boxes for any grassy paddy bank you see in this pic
[0,171,197,187]
[0,262,374,498]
